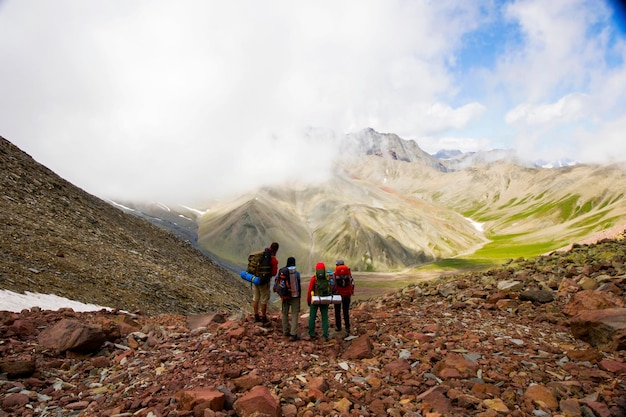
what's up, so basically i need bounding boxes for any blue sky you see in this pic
[0,0,625,204]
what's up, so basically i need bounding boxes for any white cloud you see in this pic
[419,135,493,154]
[505,93,588,125]
[0,0,624,203]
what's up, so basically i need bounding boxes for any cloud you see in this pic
[0,1,625,204]
[505,93,588,125]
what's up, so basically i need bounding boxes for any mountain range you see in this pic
[169,128,626,274]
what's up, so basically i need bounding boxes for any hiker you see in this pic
[307,262,330,340]
[333,259,355,334]
[253,242,279,324]
[278,256,302,341]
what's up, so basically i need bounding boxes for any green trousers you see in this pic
[308,304,329,339]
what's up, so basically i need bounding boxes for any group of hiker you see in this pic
[249,242,355,342]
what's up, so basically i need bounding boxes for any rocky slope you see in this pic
[0,136,250,315]
[1,234,625,416]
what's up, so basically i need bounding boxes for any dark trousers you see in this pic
[334,295,351,331]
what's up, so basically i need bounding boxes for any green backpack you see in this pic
[314,269,331,297]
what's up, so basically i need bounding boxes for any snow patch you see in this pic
[466,217,484,232]
[0,290,112,313]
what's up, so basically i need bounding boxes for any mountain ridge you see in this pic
[191,129,626,273]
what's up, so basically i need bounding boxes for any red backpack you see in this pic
[334,265,352,288]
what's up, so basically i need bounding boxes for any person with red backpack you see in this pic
[333,259,355,334]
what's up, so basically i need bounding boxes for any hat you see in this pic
[336,259,344,265]
[315,262,325,270]
[270,242,279,254]
[287,257,296,267]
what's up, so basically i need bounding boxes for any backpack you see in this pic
[274,266,295,300]
[247,248,272,284]
[334,265,351,288]
[314,269,331,297]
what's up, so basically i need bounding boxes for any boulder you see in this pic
[37,319,106,353]
[233,385,280,417]
[563,290,624,316]
[569,308,626,351]
[342,334,373,360]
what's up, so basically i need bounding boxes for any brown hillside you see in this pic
[0,136,250,315]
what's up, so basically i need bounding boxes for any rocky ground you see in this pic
[1,234,625,417]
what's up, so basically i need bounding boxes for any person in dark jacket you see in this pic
[333,259,355,334]
[278,256,302,341]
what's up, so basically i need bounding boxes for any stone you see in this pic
[433,353,479,379]
[233,372,264,391]
[0,356,35,378]
[524,384,558,410]
[1,393,29,409]
[175,387,225,412]
[563,290,624,316]
[519,289,554,304]
[233,386,280,417]
[569,308,626,351]
[497,280,524,292]
[342,334,373,359]
[37,318,107,353]
[598,359,626,374]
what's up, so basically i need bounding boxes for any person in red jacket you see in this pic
[307,262,330,340]
[333,259,355,334]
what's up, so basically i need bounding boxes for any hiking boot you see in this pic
[254,314,262,322]
[261,316,269,324]
[284,332,291,337]
[309,333,319,340]
[335,327,342,332]
[290,335,300,342]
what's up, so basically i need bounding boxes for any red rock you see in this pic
[524,385,558,410]
[233,386,280,417]
[565,348,603,363]
[569,308,626,351]
[471,383,501,399]
[307,376,328,393]
[233,372,264,391]
[7,319,36,338]
[598,359,626,374]
[2,392,29,409]
[559,398,582,416]
[582,401,612,417]
[384,359,410,375]
[37,318,106,353]
[422,324,440,333]
[65,400,89,410]
[563,290,624,316]
[0,356,35,378]
[175,387,225,412]
[91,356,110,368]
[433,353,478,379]
[342,334,373,360]
[416,386,451,414]
[368,398,387,416]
